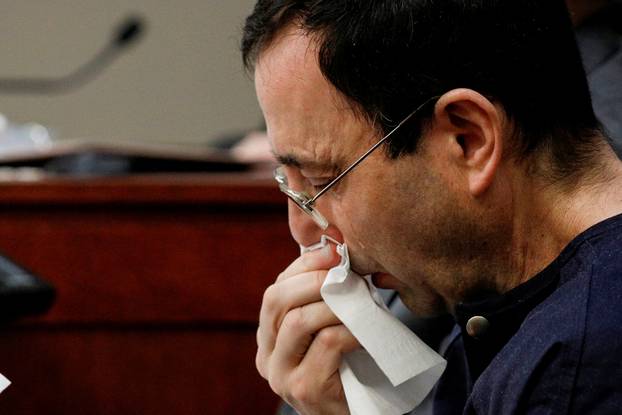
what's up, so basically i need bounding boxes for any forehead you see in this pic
[254,26,372,169]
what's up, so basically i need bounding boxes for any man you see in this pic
[242,1,622,414]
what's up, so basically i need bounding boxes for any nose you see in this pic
[288,201,343,247]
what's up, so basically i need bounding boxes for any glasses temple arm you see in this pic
[306,108,420,205]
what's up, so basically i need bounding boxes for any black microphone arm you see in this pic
[0,16,144,94]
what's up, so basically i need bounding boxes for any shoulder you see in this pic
[467,222,622,414]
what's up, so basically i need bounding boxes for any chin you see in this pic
[399,292,449,317]
[371,272,403,290]
[370,272,445,315]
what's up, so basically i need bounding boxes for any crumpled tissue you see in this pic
[302,236,446,415]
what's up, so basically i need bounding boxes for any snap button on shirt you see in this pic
[466,316,489,338]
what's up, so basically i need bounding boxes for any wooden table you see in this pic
[0,171,297,414]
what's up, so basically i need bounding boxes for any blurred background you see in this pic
[0,2,293,414]
[0,1,618,414]
[0,0,261,147]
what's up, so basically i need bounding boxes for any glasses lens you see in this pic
[273,167,329,230]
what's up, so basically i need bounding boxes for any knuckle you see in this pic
[255,350,267,379]
[262,284,280,312]
[289,370,328,406]
[276,270,288,282]
[289,374,312,404]
[281,307,306,333]
[316,326,342,350]
[268,372,285,396]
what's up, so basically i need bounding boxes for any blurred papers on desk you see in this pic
[0,139,251,176]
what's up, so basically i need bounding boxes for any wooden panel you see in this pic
[0,172,293,414]
[0,205,293,323]
[0,328,278,415]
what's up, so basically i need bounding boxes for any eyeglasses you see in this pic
[274,97,438,229]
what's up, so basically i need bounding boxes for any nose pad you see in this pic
[288,201,343,247]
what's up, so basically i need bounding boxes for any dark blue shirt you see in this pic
[434,213,622,415]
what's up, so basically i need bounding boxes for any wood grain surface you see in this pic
[0,171,296,414]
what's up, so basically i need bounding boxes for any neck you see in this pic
[498,144,622,293]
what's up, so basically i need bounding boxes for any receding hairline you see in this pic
[243,8,318,72]
[254,21,384,138]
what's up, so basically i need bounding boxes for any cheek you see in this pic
[358,169,435,270]
[326,194,368,252]
[331,183,391,255]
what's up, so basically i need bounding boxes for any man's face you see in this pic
[255,27,482,315]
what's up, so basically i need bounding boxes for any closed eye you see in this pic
[307,178,334,192]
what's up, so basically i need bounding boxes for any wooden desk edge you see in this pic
[0,172,286,206]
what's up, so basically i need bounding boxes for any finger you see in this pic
[276,243,340,283]
[298,324,360,383]
[259,269,326,344]
[269,301,342,377]
[257,272,329,375]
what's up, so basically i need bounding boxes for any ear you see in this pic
[432,89,504,197]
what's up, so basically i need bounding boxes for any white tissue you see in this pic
[302,236,446,415]
[0,373,10,394]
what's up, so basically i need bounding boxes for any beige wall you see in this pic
[0,0,262,146]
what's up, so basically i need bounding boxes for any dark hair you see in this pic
[242,0,602,176]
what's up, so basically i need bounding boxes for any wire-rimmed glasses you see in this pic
[274,97,438,230]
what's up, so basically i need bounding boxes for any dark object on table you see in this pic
[0,140,250,176]
[0,254,55,321]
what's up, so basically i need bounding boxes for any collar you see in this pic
[452,212,622,380]
[453,263,560,380]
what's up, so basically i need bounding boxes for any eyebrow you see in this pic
[272,150,335,171]
[273,152,302,168]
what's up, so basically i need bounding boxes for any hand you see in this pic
[256,243,359,415]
